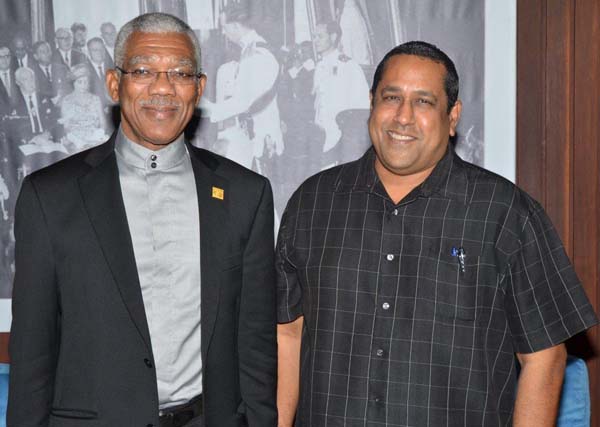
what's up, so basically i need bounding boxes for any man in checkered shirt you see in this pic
[276,41,598,427]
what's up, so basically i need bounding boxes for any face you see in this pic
[88,40,105,63]
[106,32,206,150]
[56,30,73,51]
[13,38,27,59]
[73,29,87,48]
[74,75,89,93]
[34,43,52,65]
[0,48,10,71]
[314,25,333,54]
[368,54,461,182]
[101,24,117,46]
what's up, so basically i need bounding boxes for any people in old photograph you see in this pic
[31,41,70,103]
[9,67,60,144]
[59,63,107,151]
[86,37,113,104]
[201,1,283,174]
[52,27,87,70]
[11,34,34,70]
[337,0,372,65]
[313,21,370,162]
[100,22,117,64]
[0,46,14,118]
[71,22,89,58]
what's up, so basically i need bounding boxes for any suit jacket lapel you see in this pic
[188,145,229,362]
[78,137,153,352]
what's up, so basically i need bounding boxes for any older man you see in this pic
[8,12,277,427]
[52,27,87,70]
[276,41,598,426]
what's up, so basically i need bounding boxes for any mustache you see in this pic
[139,98,182,108]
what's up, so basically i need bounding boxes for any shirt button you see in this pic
[392,208,398,216]
[150,154,157,161]
[150,162,157,169]
[144,358,153,368]
[376,349,384,357]
[374,397,381,403]
[382,302,390,310]
[386,254,394,261]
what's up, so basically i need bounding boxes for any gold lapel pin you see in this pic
[212,186,224,200]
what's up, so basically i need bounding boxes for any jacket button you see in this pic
[144,358,153,368]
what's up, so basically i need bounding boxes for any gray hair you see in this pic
[114,13,201,72]
[15,66,35,84]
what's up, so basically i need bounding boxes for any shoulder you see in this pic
[285,157,361,208]
[26,142,108,189]
[189,145,270,189]
[456,155,542,229]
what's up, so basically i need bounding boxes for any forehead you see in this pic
[0,48,9,56]
[124,32,195,66]
[102,24,116,33]
[56,30,71,38]
[89,41,104,49]
[379,54,446,92]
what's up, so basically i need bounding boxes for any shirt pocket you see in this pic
[422,241,482,322]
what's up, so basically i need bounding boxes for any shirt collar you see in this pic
[335,144,469,205]
[115,127,188,171]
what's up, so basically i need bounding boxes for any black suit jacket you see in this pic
[86,60,111,105]
[8,136,278,426]
[32,62,71,100]
[51,49,87,69]
[6,89,60,142]
[0,70,15,118]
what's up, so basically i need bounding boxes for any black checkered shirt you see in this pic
[276,146,597,426]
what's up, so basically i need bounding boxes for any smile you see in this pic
[387,130,416,141]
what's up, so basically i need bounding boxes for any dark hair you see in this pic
[370,41,459,113]
[71,22,87,33]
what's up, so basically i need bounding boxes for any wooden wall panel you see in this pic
[0,333,8,363]
[573,1,600,424]
[516,0,546,204]
[518,0,600,425]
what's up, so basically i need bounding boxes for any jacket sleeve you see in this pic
[238,177,278,426]
[7,177,59,427]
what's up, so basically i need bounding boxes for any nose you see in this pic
[394,99,415,126]
[148,72,176,96]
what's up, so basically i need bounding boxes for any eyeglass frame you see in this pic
[115,66,204,85]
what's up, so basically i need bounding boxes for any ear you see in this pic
[195,73,207,105]
[105,69,120,103]
[448,99,462,137]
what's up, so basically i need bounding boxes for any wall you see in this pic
[517,0,600,424]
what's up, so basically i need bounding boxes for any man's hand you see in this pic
[513,343,567,426]
[277,316,303,427]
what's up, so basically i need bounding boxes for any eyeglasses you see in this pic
[116,67,202,85]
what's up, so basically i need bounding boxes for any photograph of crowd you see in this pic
[0,0,484,297]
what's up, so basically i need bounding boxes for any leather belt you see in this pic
[158,394,203,427]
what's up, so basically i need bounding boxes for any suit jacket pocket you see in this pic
[50,407,98,419]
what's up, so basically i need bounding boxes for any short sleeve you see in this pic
[276,207,303,324]
[505,203,598,353]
